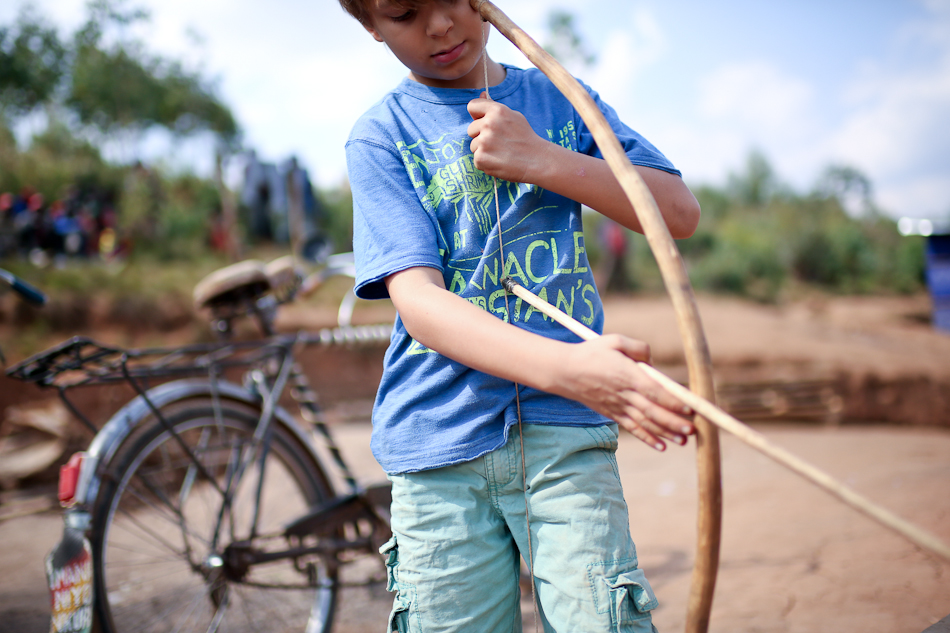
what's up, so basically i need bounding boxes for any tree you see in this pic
[0,7,67,118]
[543,11,596,70]
[0,0,239,158]
[727,150,778,207]
[815,164,875,217]
[66,0,239,154]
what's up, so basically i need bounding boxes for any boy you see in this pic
[340,0,702,630]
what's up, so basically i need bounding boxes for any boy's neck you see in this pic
[408,56,507,90]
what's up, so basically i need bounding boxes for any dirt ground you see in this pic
[1,292,949,631]
[603,293,948,381]
[1,421,948,633]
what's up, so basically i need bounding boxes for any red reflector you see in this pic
[58,452,84,506]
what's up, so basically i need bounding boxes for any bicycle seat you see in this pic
[193,260,272,311]
[264,255,299,294]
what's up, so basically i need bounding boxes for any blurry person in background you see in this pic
[0,193,14,258]
[595,217,632,294]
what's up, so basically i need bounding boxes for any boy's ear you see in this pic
[363,22,385,43]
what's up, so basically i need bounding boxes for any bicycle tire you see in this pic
[90,397,338,633]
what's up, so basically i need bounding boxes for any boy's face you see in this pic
[363,0,491,89]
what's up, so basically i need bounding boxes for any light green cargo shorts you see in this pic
[381,423,659,633]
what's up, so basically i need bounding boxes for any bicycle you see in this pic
[5,255,394,633]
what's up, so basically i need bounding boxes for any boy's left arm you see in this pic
[467,96,700,238]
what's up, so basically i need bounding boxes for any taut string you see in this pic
[480,23,539,632]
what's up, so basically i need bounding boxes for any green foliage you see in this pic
[673,154,927,300]
[686,213,786,302]
[726,149,777,207]
[156,64,238,142]
[815,164,874,216]
[691,185,731,222]
[0,7,67,116]
[584,153,928,301]
[317,185,354,253]
[66,1,238,147]
[0,118,121,199]
[139,173,223,261]
[0,0,239,156]
[0,0,241,271]
[543,11,596,68]
[68,40,238,144]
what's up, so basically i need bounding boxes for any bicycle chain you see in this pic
[287,362,361,494]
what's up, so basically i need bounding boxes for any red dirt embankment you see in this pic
[602,293,950,427]
[272,290,950,428]
[5,291,946,430]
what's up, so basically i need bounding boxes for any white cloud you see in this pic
[828,64,950,174]
[588,7,667,107]
[820,7,950,218]
[698,61,814,135]
[668,2,950,221]
[877,173,950,219]
[232,44,408,186]
[657,61,819,189]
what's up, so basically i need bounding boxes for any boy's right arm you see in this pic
[467,96,701,239]
[386,266,696,451]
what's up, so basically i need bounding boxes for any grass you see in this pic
[0,246,368,362]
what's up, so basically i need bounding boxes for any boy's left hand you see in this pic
[467,94,548,184]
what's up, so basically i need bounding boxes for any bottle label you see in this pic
[46,534,94,633]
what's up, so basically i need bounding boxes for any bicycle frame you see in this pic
[7,256,394,632]
[13,325,391,516]
[72,378,311,520]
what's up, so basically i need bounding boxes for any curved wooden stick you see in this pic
[471,2,722,631]
[503,277,950,563]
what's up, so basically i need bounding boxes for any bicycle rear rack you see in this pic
[7,325,392,389]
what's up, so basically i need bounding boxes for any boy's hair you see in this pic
[338,0,372,25]
[339,0,443,27]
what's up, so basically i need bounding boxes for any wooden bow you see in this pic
[470,2,722,631]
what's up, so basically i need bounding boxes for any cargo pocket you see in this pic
[380,535,413,632]
[602,568,659,633]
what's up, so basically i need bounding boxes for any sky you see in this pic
[2,0,949,221]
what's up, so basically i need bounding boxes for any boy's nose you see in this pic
[426,10,453,37]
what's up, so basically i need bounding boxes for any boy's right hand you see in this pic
[467,94,548,184]
[550,334,696,451]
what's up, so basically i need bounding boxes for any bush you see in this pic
[145,173,223,261]
[317,185,354,253]
[689,220,786,302]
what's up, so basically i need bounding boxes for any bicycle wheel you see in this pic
[91,397,338,633]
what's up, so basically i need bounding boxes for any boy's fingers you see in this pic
[466,95,496,119]
[627,364,693,417]
[606,334,651,364]
[467,119,481,139]
[466,97,487,120]
[467,95,512,121]
[616,406,689,451]
[623,390,695,438]
[616,413,666,451]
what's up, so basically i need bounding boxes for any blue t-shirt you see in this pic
[347,65,679,474]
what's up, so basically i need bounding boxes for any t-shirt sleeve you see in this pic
[577,84,681,177]
[347,138,444,300]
